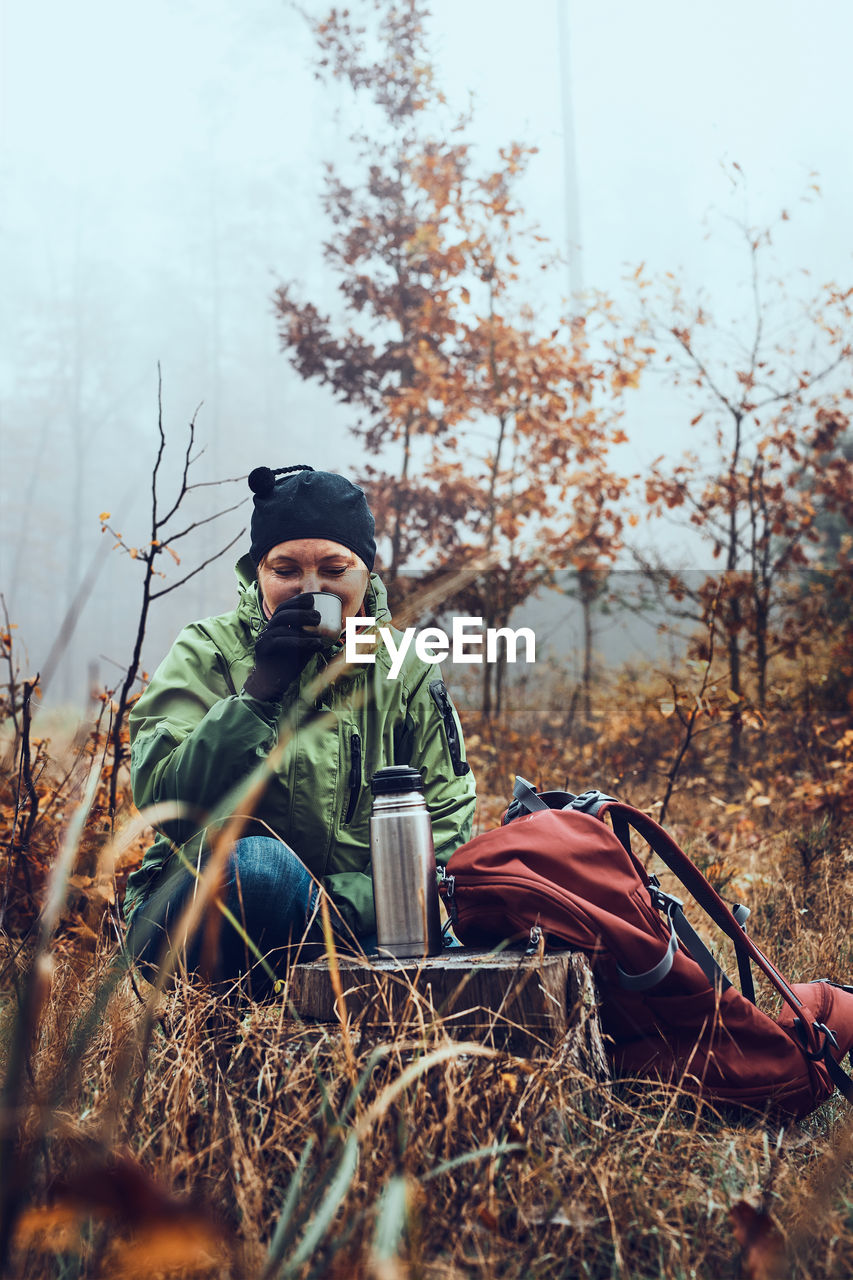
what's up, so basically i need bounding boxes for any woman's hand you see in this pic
[243,595,324,701]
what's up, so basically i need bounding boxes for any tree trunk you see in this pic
[581,588,593,733]
[754,588,769,712]
[495,646,506,721]
[726,591,743,778]
[480,601,497,721]
[481,654,494,722]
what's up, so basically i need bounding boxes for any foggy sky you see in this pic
[1,0,851,705]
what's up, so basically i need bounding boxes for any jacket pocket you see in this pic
[343,730,362,825]
[428,679,470,776]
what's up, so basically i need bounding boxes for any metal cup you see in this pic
[301,591,343,642]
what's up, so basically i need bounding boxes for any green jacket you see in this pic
[124,559,476,935]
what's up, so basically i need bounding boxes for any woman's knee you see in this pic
[125,837,318,991]
[226,837,315,920]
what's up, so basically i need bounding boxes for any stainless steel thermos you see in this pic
[369,765,442,958]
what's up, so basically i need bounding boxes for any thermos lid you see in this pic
[370,765,425,795]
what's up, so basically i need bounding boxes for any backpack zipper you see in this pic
[525,924,543,955]
[437,866,457,926]
[447,870,670,954]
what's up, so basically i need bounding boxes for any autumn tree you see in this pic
[275,0,643,716]
[274,1,473,582]
[638,179,853,768]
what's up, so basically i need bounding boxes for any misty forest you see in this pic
[2,1,853,1277]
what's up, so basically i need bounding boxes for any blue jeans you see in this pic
[127,836,321,997]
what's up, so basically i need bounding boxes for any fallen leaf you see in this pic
[13,1204,81,1253]
[101,1218,226,1278]
[477,1206,499,1232]
[729,1200,785,1280]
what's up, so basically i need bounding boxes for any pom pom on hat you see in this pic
[247,466,276,497]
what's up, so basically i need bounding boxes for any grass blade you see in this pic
[262,1136,316,1278]
[370,1174,410,1266]
[276,1135,359,1278]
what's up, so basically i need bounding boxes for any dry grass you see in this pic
[4,832,853,1280]
[3,639,853,1278]
[0,952,811,1280]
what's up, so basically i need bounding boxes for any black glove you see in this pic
[243,594,324,702]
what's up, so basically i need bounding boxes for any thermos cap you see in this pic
[370,765,424,795]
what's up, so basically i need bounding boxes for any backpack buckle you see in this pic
[817,1022,839,1052]
[647,876,684,914]
[569,789,616,815]
[793,1017,840,1060]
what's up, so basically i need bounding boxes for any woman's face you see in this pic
[257,538,370,625]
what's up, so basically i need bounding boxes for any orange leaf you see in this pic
[103,1218,227,1277]
[477,1206,499,1232]
[728,1200,785,1280]
[13,1204,81,1253]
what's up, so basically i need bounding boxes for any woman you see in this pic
[124,464,476,992]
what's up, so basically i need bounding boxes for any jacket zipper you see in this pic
[428,680,470,776]
[343,730,361,825]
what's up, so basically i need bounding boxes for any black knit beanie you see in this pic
[247,465,376,570]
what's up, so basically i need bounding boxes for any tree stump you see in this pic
[549,951,613,1119]
[286,946,611,1082]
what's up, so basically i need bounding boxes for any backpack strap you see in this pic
[730,902,756,1003]
[616,901,679,991]
[792,1015,853,1104]
[647,878,733,994]
[825,1052,853,1104]
[509,776,553,815]
[598,802,811,1027]
[508,778,620,823]
[620,807,853,1102]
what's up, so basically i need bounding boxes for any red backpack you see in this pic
[439,778,853,1119]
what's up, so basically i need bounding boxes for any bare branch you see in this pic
[751,351,846,412]
[184,475,249,490]
[150,530,245,601]
[18,679,40,853]
[0,595,19,737]
[659,589,721,824]
[105,377,232,824]
[746,232,764,393]
[150,364,167,535]
[160,499,248,547]
[670,328,738,417]
[156,402,201,530]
